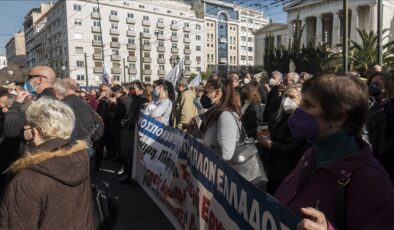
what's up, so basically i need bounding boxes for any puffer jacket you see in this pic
[0,138,95,230]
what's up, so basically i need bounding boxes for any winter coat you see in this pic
[96,99,111,138]
[263,86,282,123]
[241,103,259,139]
[0,138,95,230]
[172,89,198,129]
[274,141,394,230]
[109,96,128,138]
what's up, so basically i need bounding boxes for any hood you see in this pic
[6,139,89,187]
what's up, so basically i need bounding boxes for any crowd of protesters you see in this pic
[0,63,392,229]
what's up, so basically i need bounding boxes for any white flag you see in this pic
[102,64,111,84]
[188,73,201,88]
[165,58,184,86]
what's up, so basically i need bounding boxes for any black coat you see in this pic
[109,96,128,138]
[63,94,95,141]
[242,103,259,139]
[263,86,282,123]
[96,99,111,138]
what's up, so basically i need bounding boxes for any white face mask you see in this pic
[10,90,17,96]
[243,78,250,84]
[283,97,297,112]
[269,78,277,86]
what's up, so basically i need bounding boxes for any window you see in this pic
[241,36,246,42]
[144,52,150,58]
[94,48,102,54]
[180,12,185,16]
[158,53,164,58]
[139,4,145,9]
[113,62,120,68]
[158,41,164,47]
[248,37,253,42]
[94,35,102,41]
[143,28,149,33]
[112,37,118,42]
[241,46,246,51]
[207,54,210,61]
[158,18,163,23]
[93,7,99,13]
[171,20,177,25]
[196,46,201,51]
[74,18,82,25]
[196,35,201,41]
[111,23,118,29]
[172,31,177,37]
[144,64,151,70]
[129,51,135,56]
[123,2,130,6]
[75,47,83,54]
[76,61,84,67]
[93,20,100,27]
[172,43,177,48]
[196,24,201,30]
[159,65,165,70]
[241,27,246,32]
[196,67,201,72]
[248,47,253,52]
[184,33,189,38]
[129,63,136,69]
[196,56,201,62]
[73,33,83,40]
[95,61,102,67]
[211,54,214,60]
[157,30,164,35]
[111,10,117,16]
[77,74,85,81]
[114,75,120,81]
[73,4,81,11]
[167,10,173,14]
[184,22,189,27]
[127,13,134,18]
[143,40,150,46]
[143,16,149,21]
[154,7,159,12]
[144,76,151,82]
[128,38,135,44]
[128,25,134,31]
[248,56,253,61]
[241,56,246,60]
[112,49,119,55]
[185,45,190,50]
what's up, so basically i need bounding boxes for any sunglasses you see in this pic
[28,75,47,80]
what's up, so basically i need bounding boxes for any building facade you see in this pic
[285,0,394,48]
[0,56,7,70]
[5,32,27,67]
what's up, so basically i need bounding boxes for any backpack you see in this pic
[91,182,119,230]
[91,109,105,142]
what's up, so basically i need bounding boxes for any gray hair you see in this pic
[53,79,66,98]
[271,71,283,80]
[176,77,189,88]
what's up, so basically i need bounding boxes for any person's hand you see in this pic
[297,207,328,230]
[264,83,270,92]
[15,91,29,103]
[259,137,272,149]
[109,96,117,104]
[98,91,108,100]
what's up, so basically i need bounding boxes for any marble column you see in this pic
[332,12,341,46]
[369,4,377,32]
[316,15,323,45]
[350,8,359,43]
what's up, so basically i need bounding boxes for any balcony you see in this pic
[184,60,191,65]
[158,70,166,75]
[157,58,165,64]
[92,40,102,46]
[110,42,120,48]
[110,29,119,35]
[93,54,102,60]
[111,55,121,61]
[220,57,227,63]
[143,57,152,63]
[184,49,191,54]
[93,67,103,73]
[142,33,151,39]
[184,70,191,76]
[170,24,177,30]
[142,45,151,51]
[183,38,191,43]
[219,37,227,43]
[127,31,136,37]
[128,68,137,74]
[109,15,119,22]
[157,35,165,40]
[143,69,152,75]
[171,36,178,42]
[91,26,101,33]
[171,48,179,53]
[127,56,137,62]
[127,44,136,49]
[157,47,165,52]
[112,68,121,74]
[156,22,165,28]
[126,18,136,24]
[142,20,151,27]
[91,12,100,19]
[183,26,191,32]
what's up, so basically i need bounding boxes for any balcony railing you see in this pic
[109,15,119,22]
[126,18,135,24]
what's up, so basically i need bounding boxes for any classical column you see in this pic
[369,4,377,32]
[332,12,341,46]
[316,15,323,45]
[350,8,359,43]
[302,18,308,47]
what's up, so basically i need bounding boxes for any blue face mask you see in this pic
[152,88,160,99]
[24,81,37,95]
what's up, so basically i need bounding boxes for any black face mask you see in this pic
[368,83,382,97]
[200,95,213,109]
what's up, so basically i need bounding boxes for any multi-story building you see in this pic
[0,56,7,70]
[23,0,206,86]
[5,32,27,67]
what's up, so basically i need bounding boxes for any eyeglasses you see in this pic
[28,75,47,80]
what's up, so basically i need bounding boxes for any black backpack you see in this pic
[91,182,119,230]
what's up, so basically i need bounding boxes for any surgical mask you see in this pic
[24,81,37,95]
[283,97,297,112]
[200,95,213,109]
[10,90,17,96]
[269,78,277,86]
[288,108,320,139]
[368,83,381,97]
[243,78,250,84]
[152,88,160,99]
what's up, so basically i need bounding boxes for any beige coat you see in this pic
[172,89,198,129]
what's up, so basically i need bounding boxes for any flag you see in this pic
[188,73,201,88]
[102,64,111,84]
[165,58,184,86]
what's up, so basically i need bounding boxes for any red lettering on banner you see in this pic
[180,164,190,181]
[193,187,200,217]
[188,214,196,230]
[201,195,210,222]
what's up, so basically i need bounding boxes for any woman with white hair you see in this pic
[0,98,95,229]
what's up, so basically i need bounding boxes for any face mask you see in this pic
[10,90,17,96]
[283,97,297,112]
[200,94,213,109]
[269,78,277,86]
[368,83,381,97]
[152,88,160,99]
[243,78,250,84]
[24,81,37,95]
[288,108,320,139]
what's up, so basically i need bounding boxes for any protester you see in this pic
[298,72,313,84]
[0,98,95,229]
[367,72,387,113]
[172,77,198,130]
[144,79,172,125]
[242,72,252,85]
[241,84,263,139]
[367,71,394,181]
[118,84,133,177]
[25,66,57,98]
[200,78,241,160]
[258,85,308,194]
[274,74,394,229]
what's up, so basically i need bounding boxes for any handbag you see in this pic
[227,113,268,190]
